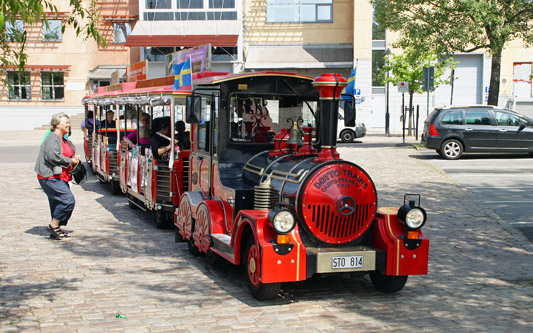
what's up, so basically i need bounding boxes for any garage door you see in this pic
[434,54,483,106]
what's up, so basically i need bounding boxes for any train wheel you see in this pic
[155,210,173,229]
[175,228,185,243]
[194,205,211,253]
[244,236,281,300]
[110,180,121,195]
[369,271,408,293]
[128,199,138,210]
[176,196,193,239]
[187,237,201,256]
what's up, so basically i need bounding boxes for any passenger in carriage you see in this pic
[150,116,173,159]
[175,120,190,150]
[80,111,99,135]
[124,112,151,153]
[102,110,117,141]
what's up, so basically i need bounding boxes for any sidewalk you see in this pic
[0,130,531,331]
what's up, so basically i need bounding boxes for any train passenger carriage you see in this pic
[173,72,430,300]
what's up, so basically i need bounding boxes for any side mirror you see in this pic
[186,96,201,123]
[343,101,356,127]
[518,123,526,131]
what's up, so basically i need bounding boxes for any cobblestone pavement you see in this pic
[1,131,532,332]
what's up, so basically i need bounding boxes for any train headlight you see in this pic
[397,195,427,230]
[268,208,296,234]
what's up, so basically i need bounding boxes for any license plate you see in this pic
[332,255,363,269]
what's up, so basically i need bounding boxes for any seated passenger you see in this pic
[102,110,117,142]
[150,116,173,160]
[124,113,151,149]
[175,120,191,150]
[81,111,99,135]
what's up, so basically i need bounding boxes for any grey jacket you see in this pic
[34,132,72,178]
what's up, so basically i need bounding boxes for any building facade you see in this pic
[1,0,532,132]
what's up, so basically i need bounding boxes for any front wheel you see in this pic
[440,139,463,160]
[243,236,281,300]
[340,129,356,143]
[369,271,408,293]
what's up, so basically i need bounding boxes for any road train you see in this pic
[83,71,429,300]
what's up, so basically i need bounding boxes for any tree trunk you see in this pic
[487,49,502,106]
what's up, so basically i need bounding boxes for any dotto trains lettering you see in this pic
[83,71,430,300]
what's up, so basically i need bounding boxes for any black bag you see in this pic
[69,162,87,185]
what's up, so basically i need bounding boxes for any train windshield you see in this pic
[229,95,318,143]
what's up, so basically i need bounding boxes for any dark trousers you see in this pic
[38,178,75,226]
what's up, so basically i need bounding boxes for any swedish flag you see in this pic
[173,58,192,90]
[342,67,357,101]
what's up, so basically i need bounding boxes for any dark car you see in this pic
[421,105,533,159]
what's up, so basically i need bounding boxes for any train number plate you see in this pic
[332,255,363,269]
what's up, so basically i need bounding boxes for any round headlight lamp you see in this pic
[398,204,427,230]
[269,209,296,234]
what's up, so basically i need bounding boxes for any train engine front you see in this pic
[240,74,429,298]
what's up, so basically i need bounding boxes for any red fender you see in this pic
[193,200,226,252]
[373,208,429,276]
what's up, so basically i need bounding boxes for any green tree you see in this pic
[0,0,106,73]
[384,47,457,134]
[372,0,533,106]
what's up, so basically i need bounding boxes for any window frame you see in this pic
[7,71,31,101]
[41,71,65,101]
[266,0,333,23]
[5,19,25,42]
[42,19,63,42]
[143,0,237,21]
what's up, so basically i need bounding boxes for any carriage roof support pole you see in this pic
[169,96,175,171]
[115,101,120,151]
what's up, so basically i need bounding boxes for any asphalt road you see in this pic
[421,151,533,242]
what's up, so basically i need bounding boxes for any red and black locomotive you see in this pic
[84,72,430,300]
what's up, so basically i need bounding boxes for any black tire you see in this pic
[187,237,201,256]
[110,180,121,195]
[369,271,408,293]
[243,236,281,300]
[155,210,173,229]
[128,199,138,210]
[340,129,356,143]
[440,139,463,160]
[175,228,185,243]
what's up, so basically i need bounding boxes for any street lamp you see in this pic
[384,48,392,137]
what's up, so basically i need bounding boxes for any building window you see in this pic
[5,19,24,42]
[113,23,131,43]
[146,0,171,9]
[143,0,237,21]
[43,19,62,41]
[266,0,333,23]
[41,72,64,100]
[7,71,31,100]
[372,50,386,87]
[144,47,175,61]
[372,7,385,40]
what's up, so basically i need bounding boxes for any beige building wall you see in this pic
[244,0,353,45]
[0,0,137,108]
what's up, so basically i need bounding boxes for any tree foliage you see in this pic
[0,0,106,72]
[372,0,533,106]
[384,47,457,133]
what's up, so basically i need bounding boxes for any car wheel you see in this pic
[440,139,463,160]
[340,129,355,143]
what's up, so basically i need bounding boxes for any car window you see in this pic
[465,111,492,125]
[441,110,463,125]
[493,111,521,126]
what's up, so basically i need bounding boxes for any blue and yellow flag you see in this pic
[173,58,192,89]
[342,67,357,101]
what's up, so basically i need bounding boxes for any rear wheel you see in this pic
[440,139,463,160]
[155,210,173,229]
[110,180,121,195]
[243,236,281,300]
[128,199,138,210]
[340,129,356,143]
[369,271,408,293]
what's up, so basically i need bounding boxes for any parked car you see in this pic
[338,109,366,142]
[421,105,533,159]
